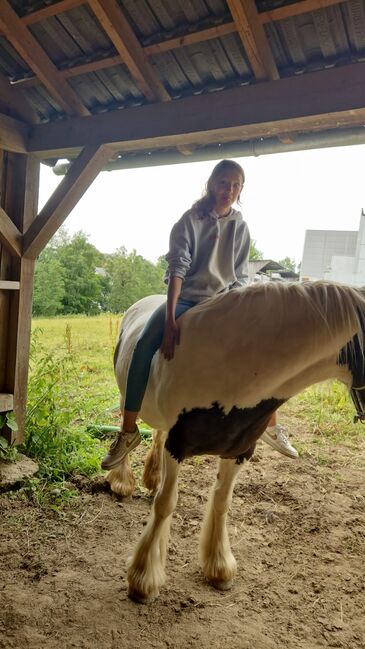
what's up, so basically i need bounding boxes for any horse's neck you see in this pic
[274,354,352,401]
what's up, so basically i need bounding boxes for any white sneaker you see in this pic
[261,424,299,459]
[101,426,141,470]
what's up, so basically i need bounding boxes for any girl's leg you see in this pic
[101,299,195,469]
[261,411,298,459]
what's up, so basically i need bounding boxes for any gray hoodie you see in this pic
[165,207,250,302]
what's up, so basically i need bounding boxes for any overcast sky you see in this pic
[39,142,365,267]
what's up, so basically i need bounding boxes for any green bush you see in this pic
[21,331,105,485]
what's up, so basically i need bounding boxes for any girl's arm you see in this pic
[232,222,251,288]
[160,276,183,360]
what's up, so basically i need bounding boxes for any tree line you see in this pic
[33,228,296,316]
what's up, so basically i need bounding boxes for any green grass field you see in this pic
[4,312,362,505]
[32,313,121,411]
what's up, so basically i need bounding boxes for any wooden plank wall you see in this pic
[0,150,11,408]
[0,151,39,443]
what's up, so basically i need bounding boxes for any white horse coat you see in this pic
[111,281,365,601]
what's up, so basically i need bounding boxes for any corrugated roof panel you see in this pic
[28,5,114,67]
[343,0,365,53]
[23,83,64,122]
[67,65,145,112]
[120,0,161,37]
[152,34,252,97]
[149,50,192,93]
[0,35,31,78]
[274,18,307,68]
[327,5,351,56]
[121,0,231,41]
[56,6,111,56]
[29,19,82,65]
[172,46,205,87]
[20,86,53,122]
[219,33,251,77]
[265,23,291,69]
[94,66,145,103]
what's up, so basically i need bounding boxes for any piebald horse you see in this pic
[106,281,365,603]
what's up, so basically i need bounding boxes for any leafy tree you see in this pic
[57,232,105,315]
[106,248,166,313]
[278,256,297,272]
[249,239,264,260]
[33,248,65,316]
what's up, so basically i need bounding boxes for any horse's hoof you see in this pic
[209,578,233,591]
[127,586,158,604]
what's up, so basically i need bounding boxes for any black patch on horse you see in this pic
[165,398,285,463]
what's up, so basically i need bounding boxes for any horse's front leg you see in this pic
[127,449,180,603]
[199,457,242,590]
[106,454,135,497]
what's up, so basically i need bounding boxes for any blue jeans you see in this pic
[124,298,197,411]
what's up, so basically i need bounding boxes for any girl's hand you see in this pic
[160,320,180,360]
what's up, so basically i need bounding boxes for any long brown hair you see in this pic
[192,159,245,217]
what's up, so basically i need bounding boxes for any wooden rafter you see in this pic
[28,61,365,157]
[0,207,22,257]
[0,0,345,36]
[0,0,86,34]
[10,0,345,91]
[227,0,279,80]
[21,0,86,25]
[23,145,113,259]
[11,22,238,89]
[260,0,344,23]
[0,71,39,123]
[0,113,29,153]
[87,0,170,102]
[0,0,90,117]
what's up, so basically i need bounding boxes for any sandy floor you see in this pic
[1,422,365,649]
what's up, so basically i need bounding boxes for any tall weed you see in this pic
[21,329,105,484]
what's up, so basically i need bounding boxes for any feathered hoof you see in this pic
[106,468,135,497]
[208,578,234,591]
[127,586,159,604]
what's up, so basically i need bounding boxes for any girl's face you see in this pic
[210,169,244,214]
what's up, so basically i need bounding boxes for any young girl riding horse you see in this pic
[102,159,297,469]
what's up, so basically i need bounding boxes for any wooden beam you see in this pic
[0,0,90,117]
[0,0,345,38]
[227,0,279,80]
[22,0,86,25]
[260,0,344,23]
[0,394,13,412]
[1,155,40,444]
[23,145,112,259]
[0,113,28,153]
[10,0,344,90]
[28,61,365,156]
[88,0,170,102]
[11,23,238,89]
[0,281,20,290]
[0,207,22,257]
[0,0,86,35]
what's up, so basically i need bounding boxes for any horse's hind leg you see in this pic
[142,429,165,494]
[127,449,180,603]
[106,455,135,497]
[199,457,242,591]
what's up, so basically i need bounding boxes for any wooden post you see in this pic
[0,152,39,444]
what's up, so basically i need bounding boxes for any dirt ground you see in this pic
[1,421,365,649]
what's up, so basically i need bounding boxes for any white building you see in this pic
[300,209,365,286]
